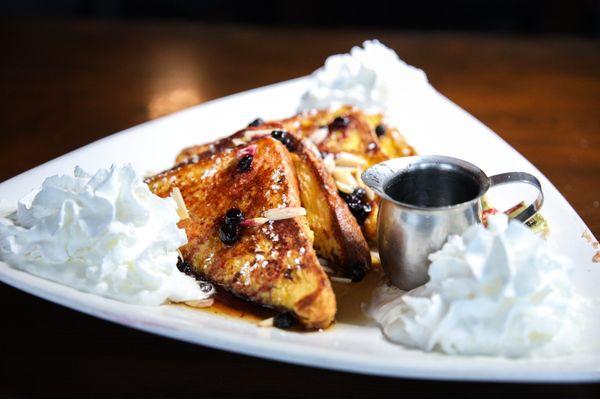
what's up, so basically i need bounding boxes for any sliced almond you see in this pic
[321,265,335,275]
[370,250,381,266]
[303,139,322,158]
[308,127,329,145]
[335,181,355,194]
[365,187,376,201]
[231,138,246,146]
[243,129,272,141]
[240,217,269,228]
[335,152,367,167]
[184,298,214,308]
[170,187,189,221]
[323,153,336,174]
[330,276,352,284]
[237,144,258,158]
[263,207,307,221]
[257,317,274,327]
[332,167,358,188]
[354,168,376,201]
[390,129,407,145]
[353,166,364,186]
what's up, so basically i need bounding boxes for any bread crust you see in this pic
[147,138,336,329]
[176,122,371,280]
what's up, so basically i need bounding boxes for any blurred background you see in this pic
[1,0,599,36]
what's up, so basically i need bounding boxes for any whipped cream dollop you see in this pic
[367,214,578,357]
[298,40,429,113]
[0,164,211,306]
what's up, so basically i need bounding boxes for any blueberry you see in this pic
[273,312,297,329]
[271,130,297,152]
[199,281,214,294]
[375,124,386,136]
[351,188,366,200]
[345,264,366,282]
[330,116,350,130]
[224,208,244,226]
[341,188,372,224]
[348,202,372,224]
[176,256,193,275]
[237,155,253,172]
[271,130,285,140]
[219,222,240,245]
[248,118,264,127]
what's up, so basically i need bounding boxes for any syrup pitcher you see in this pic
[362,155,543,290]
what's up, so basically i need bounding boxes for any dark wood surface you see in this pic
[1,19,599,398]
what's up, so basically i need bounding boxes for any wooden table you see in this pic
[1,19,599,398]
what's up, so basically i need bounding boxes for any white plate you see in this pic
[1,77,599,383]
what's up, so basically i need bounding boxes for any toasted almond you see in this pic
[321,265,335,274]
[231,138,246,146]
[243,129,272,141]
[308,127,329,145]
[237,144,258,158]
[354,167,365,187]
[353,167,376,201]
[303,139,322,158]
[333,167,358,188]
[240,217,269,228]
[257,317,274,327]
[390,129,404,143]
[336,181,355,194]
[365,187,376,201]
[330,276,352,284]
[353,166,364,185]
[264,207,307,221]
[170,187,189,220]
[323,153,336,174]
[184,298,214,308]
[335,152,367,167]
[370,250,381,266]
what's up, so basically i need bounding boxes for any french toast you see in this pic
[363,113,416,160]
[147,137,336,329]
[280,106,416,245]
[176,122,371,281]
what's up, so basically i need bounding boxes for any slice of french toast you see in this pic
[282,107,416,246]
[176,122,371,281]
[147,137,336,329]
[363,113,416,160]
[280,106,411,245]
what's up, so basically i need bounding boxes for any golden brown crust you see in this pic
[173,105,416,267]
[280,106,389,167]
[364,113,416,159]
[280,107,386,245]
[176,122,371,279]
[147,137,336,329]
[290,135,370,277]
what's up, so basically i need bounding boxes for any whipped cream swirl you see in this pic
[298,40,429,113]
[367,214,577,357]
[0,165,211,306]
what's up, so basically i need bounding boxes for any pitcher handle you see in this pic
[488,172,544,222]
